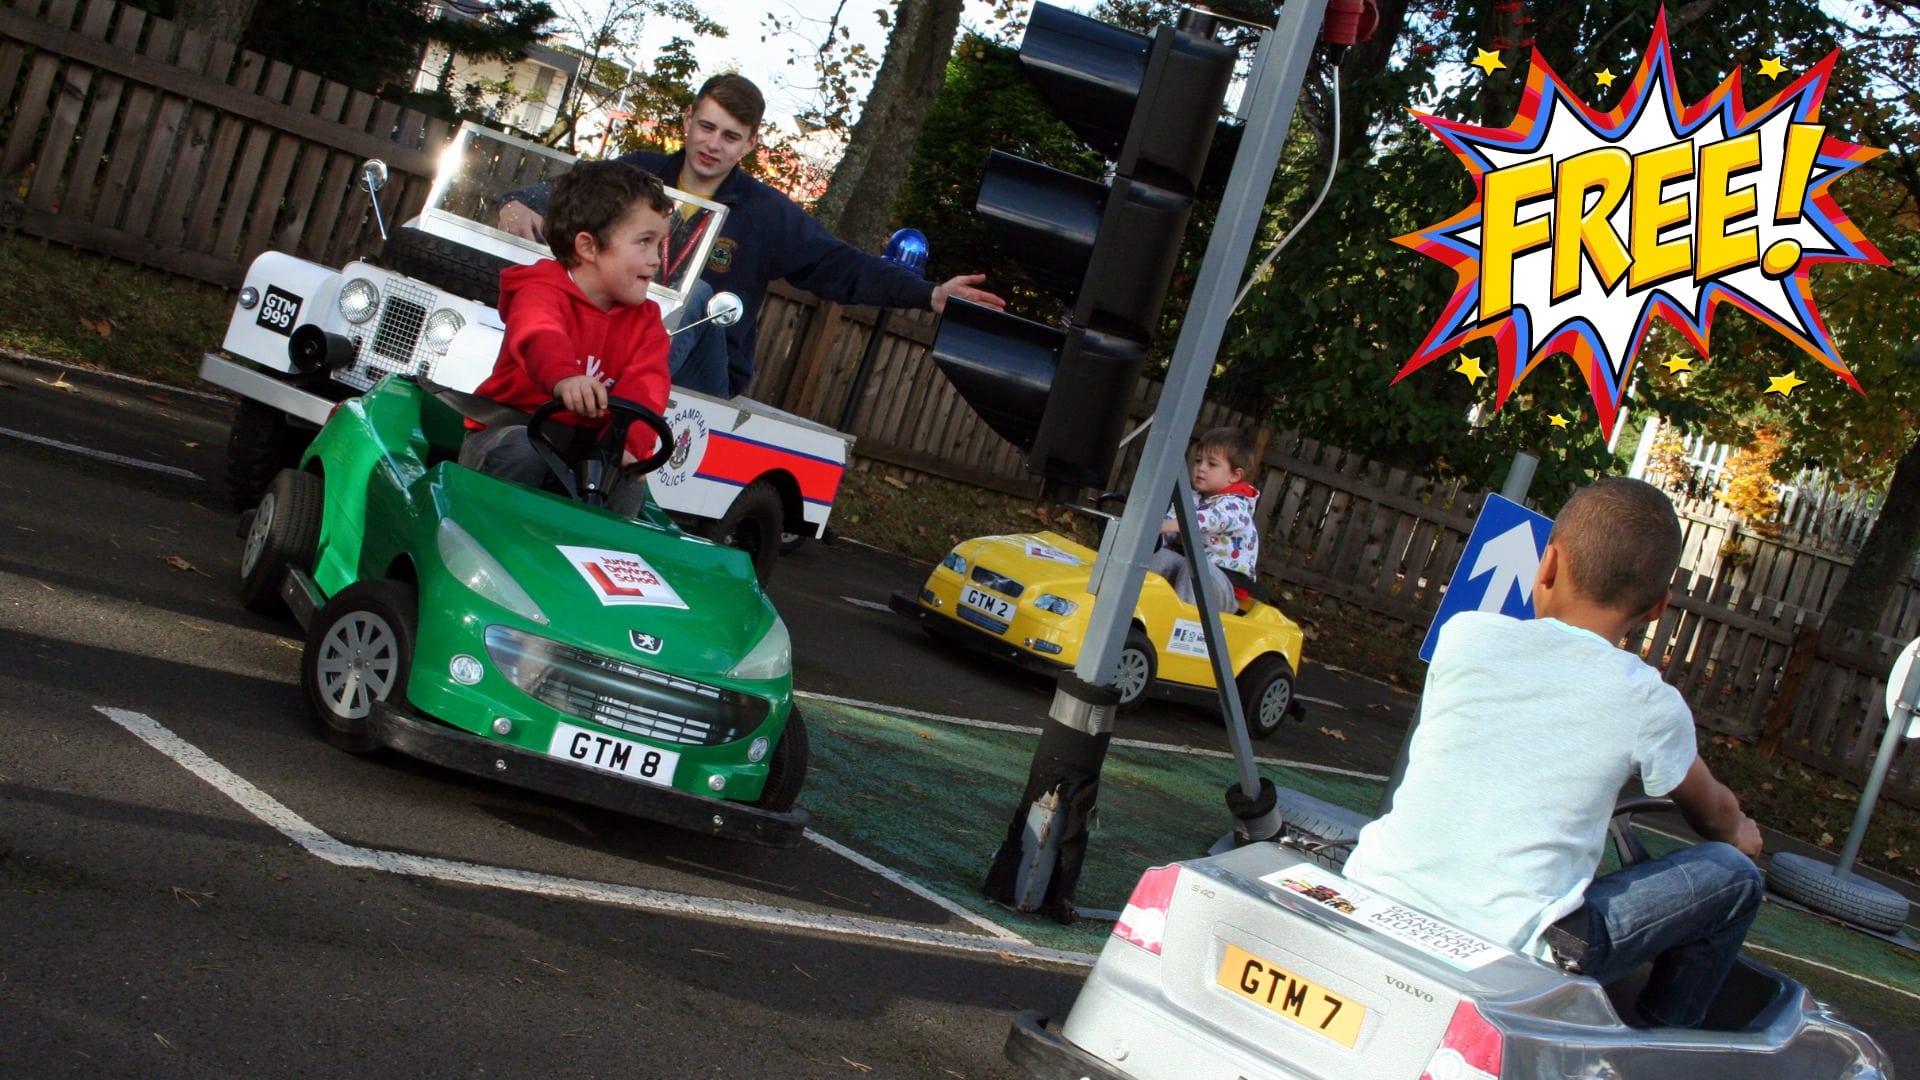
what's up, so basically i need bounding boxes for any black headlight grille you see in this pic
[484,626,770,747]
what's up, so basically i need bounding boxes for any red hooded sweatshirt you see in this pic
[469,259,669,461]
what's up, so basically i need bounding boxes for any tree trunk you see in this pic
[812,0,964,254]
[1825,431,1920,635]
[173,0,257,42]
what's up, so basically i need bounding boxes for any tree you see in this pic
[538,0,722,152]
[892,33,1106,305]
[239,0,555,96]
[813,0,967,252]
[1631,2,1920,634]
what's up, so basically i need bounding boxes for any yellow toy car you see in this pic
[890,531,1307,737]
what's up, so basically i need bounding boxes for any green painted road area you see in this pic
[799,695,1920,1012]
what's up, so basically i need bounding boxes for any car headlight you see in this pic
[727,617,791,680]
[1033,594,1078,616]
[941,552,966,574]
[338,277,380,324]
[423,307,465,353]
[437,519,547,624]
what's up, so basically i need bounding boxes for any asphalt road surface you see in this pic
[2,354,1912,1077]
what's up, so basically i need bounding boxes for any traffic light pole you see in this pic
[984,0,1332,919]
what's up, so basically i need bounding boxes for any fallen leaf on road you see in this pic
[159,554,211,577]
[883,475,909,490]
[182,440,198,449]
[153,1033,173,1049]
[38,374,79,393]
[1319,727,1347,741]
[840,1058,873,1073]
[791,963,814,980]
[1819,832,1835,847]
[170,886,213,908]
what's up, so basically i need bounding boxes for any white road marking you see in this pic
[0,425,201,480]
[840,596,894,612]
[1744,943,1920,1004]
[796,691,1389,781]
[95,706,1091,967]
[1298,695,1345,710]
[804,829,1024,942]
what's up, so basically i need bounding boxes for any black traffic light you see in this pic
[932,3,1234,499]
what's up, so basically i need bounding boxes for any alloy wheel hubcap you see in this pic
[240,492,276,577]
[314,611,399,719]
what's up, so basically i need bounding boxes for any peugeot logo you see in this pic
[629,630,663,654]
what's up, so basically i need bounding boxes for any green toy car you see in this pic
[237,374,809,845]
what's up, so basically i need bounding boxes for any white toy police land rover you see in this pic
[201,122,850,583]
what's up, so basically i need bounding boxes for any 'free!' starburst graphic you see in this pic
[1393,10,1886,436]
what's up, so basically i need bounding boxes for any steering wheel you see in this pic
[524,395,675,506]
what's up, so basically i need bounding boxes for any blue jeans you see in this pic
[668,279,731,397]
[1571,842,1763,1028]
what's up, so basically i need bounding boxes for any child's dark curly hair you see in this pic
[545,160,672,265]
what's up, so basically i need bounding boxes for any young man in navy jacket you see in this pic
[500,73,1005,398]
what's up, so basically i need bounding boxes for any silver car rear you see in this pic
[1013,841,1888,1079]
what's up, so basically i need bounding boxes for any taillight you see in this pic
[1114,864,1180,954]
[1420,999,1503,1080]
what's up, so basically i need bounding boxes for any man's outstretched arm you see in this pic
[1668,756,1764,859]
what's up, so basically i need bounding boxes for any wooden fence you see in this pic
[0,0,447,287]
[5,0,1913,806]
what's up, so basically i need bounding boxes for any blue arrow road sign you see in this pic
[1420,494,1555,662]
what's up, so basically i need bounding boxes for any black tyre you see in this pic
[1113,626,1157,710]
[754,706,810,812]
[380,226,514,306]
[238,469,323,616]
[705,480,784,586]
[1237,654,1298,740]
[302,581,417,755]
[1767,851,1910,934]
[226,398,312,509]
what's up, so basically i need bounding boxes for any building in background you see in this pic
[411,0,631,154]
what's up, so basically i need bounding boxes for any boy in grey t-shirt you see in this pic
[1344,477,1763,1029]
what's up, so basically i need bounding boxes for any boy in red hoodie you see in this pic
[459,159,673,495]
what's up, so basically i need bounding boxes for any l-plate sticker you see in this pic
[560,545,689,609]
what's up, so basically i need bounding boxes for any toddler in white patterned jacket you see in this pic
[1149,427,1261,612]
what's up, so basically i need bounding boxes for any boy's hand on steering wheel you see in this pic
[553,375,608,419]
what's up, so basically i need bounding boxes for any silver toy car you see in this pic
[1008,795,1888,1079]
